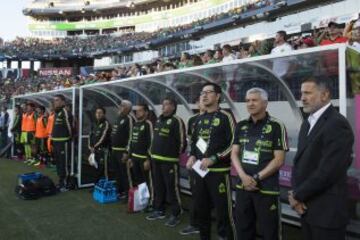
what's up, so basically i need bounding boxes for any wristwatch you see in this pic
[252,173,261,183]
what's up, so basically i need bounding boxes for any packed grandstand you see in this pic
[0,0,358,107]
[0,0,360,239]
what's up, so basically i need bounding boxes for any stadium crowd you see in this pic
[0,0,285,59]
[1,17,359,108]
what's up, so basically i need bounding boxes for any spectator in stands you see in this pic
[178,52,193,68]
[128,64,142,77]
[319,22,348,46]
[271,31,293,78]
[214,49,223,62]
[191,55,203,66]
[297,37,316,49]
[222,44,236,62]
[344,17,360,51]
[237,45,250,59]
[202,50,217,64]
[248,40,262,57]
[271,31,293,54]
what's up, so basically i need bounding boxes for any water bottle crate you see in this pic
[93,179,118,204]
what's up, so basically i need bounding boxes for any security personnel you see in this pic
[52,94,73,192]
[89,107,112,183]
[110,100,134,199]
[146,97,186,228]
[180,100,205,236]
[189,82,236,240]
[231,88,288,240]
[128,104,154,206]
[21,103,36,162]
[34,105,48,166]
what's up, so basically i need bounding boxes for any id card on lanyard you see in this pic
[196,112,218,155]
[242,150,259,165]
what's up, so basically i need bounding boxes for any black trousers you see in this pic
[193,171,235,240]
[13,131,23,157]
[110,150,129,194]
[188,170,199,227]
[301,218,346,240]
[129,156,154,205]
[53,140,71,186]
[152,160,181,216]
[94,148,109,183]
[35,137,48,159]
[235,189,280,240]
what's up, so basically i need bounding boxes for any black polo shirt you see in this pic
[233,113,288,193]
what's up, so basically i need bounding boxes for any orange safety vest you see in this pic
[23,112,36,132]
[46,112,55,136]
[21,113,26,132]
[35,115,47,138]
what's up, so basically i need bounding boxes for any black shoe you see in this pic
[179,225,200,235]
[142,205,154,213]
[146,211,166,221]
[165,215,180,227]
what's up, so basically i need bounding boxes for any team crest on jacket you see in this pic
[212,118,220,126]
[262,124,272,134]
[140,125,145,131]
[120,119,125,124]
[167,119,172,125]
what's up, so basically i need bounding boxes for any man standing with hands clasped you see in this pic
[231,87,288,240]
[289,77,354,240]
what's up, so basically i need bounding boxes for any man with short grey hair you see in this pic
[110,100,134,200]
[231,87,289,240]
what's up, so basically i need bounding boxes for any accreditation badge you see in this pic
[242,150,259,165]
[196,137,208,154]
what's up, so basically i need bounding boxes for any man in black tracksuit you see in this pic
[189,83,236,240]
[128,104,154,206]
[52,95,73,192]
[146,97,186,228]
[180,100,205,236]
[231,88,288,240]
[89,107,112,183]
[110,100,134,199]
[10,105,23,158]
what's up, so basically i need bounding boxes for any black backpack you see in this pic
[15,175,57,200]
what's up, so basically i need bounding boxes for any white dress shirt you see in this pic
[307,102,331,134]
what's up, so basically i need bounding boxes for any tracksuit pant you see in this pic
[110,149,129,195]
[235,189,280,240]
[188,170,199,228]
[193,171,235,240]
[94,148,109,183]
[129,156,154,206]
[20,131,34,160]
[152,160,181,217]
[53,140,71,186]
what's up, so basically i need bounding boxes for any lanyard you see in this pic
[242,118,270,153]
